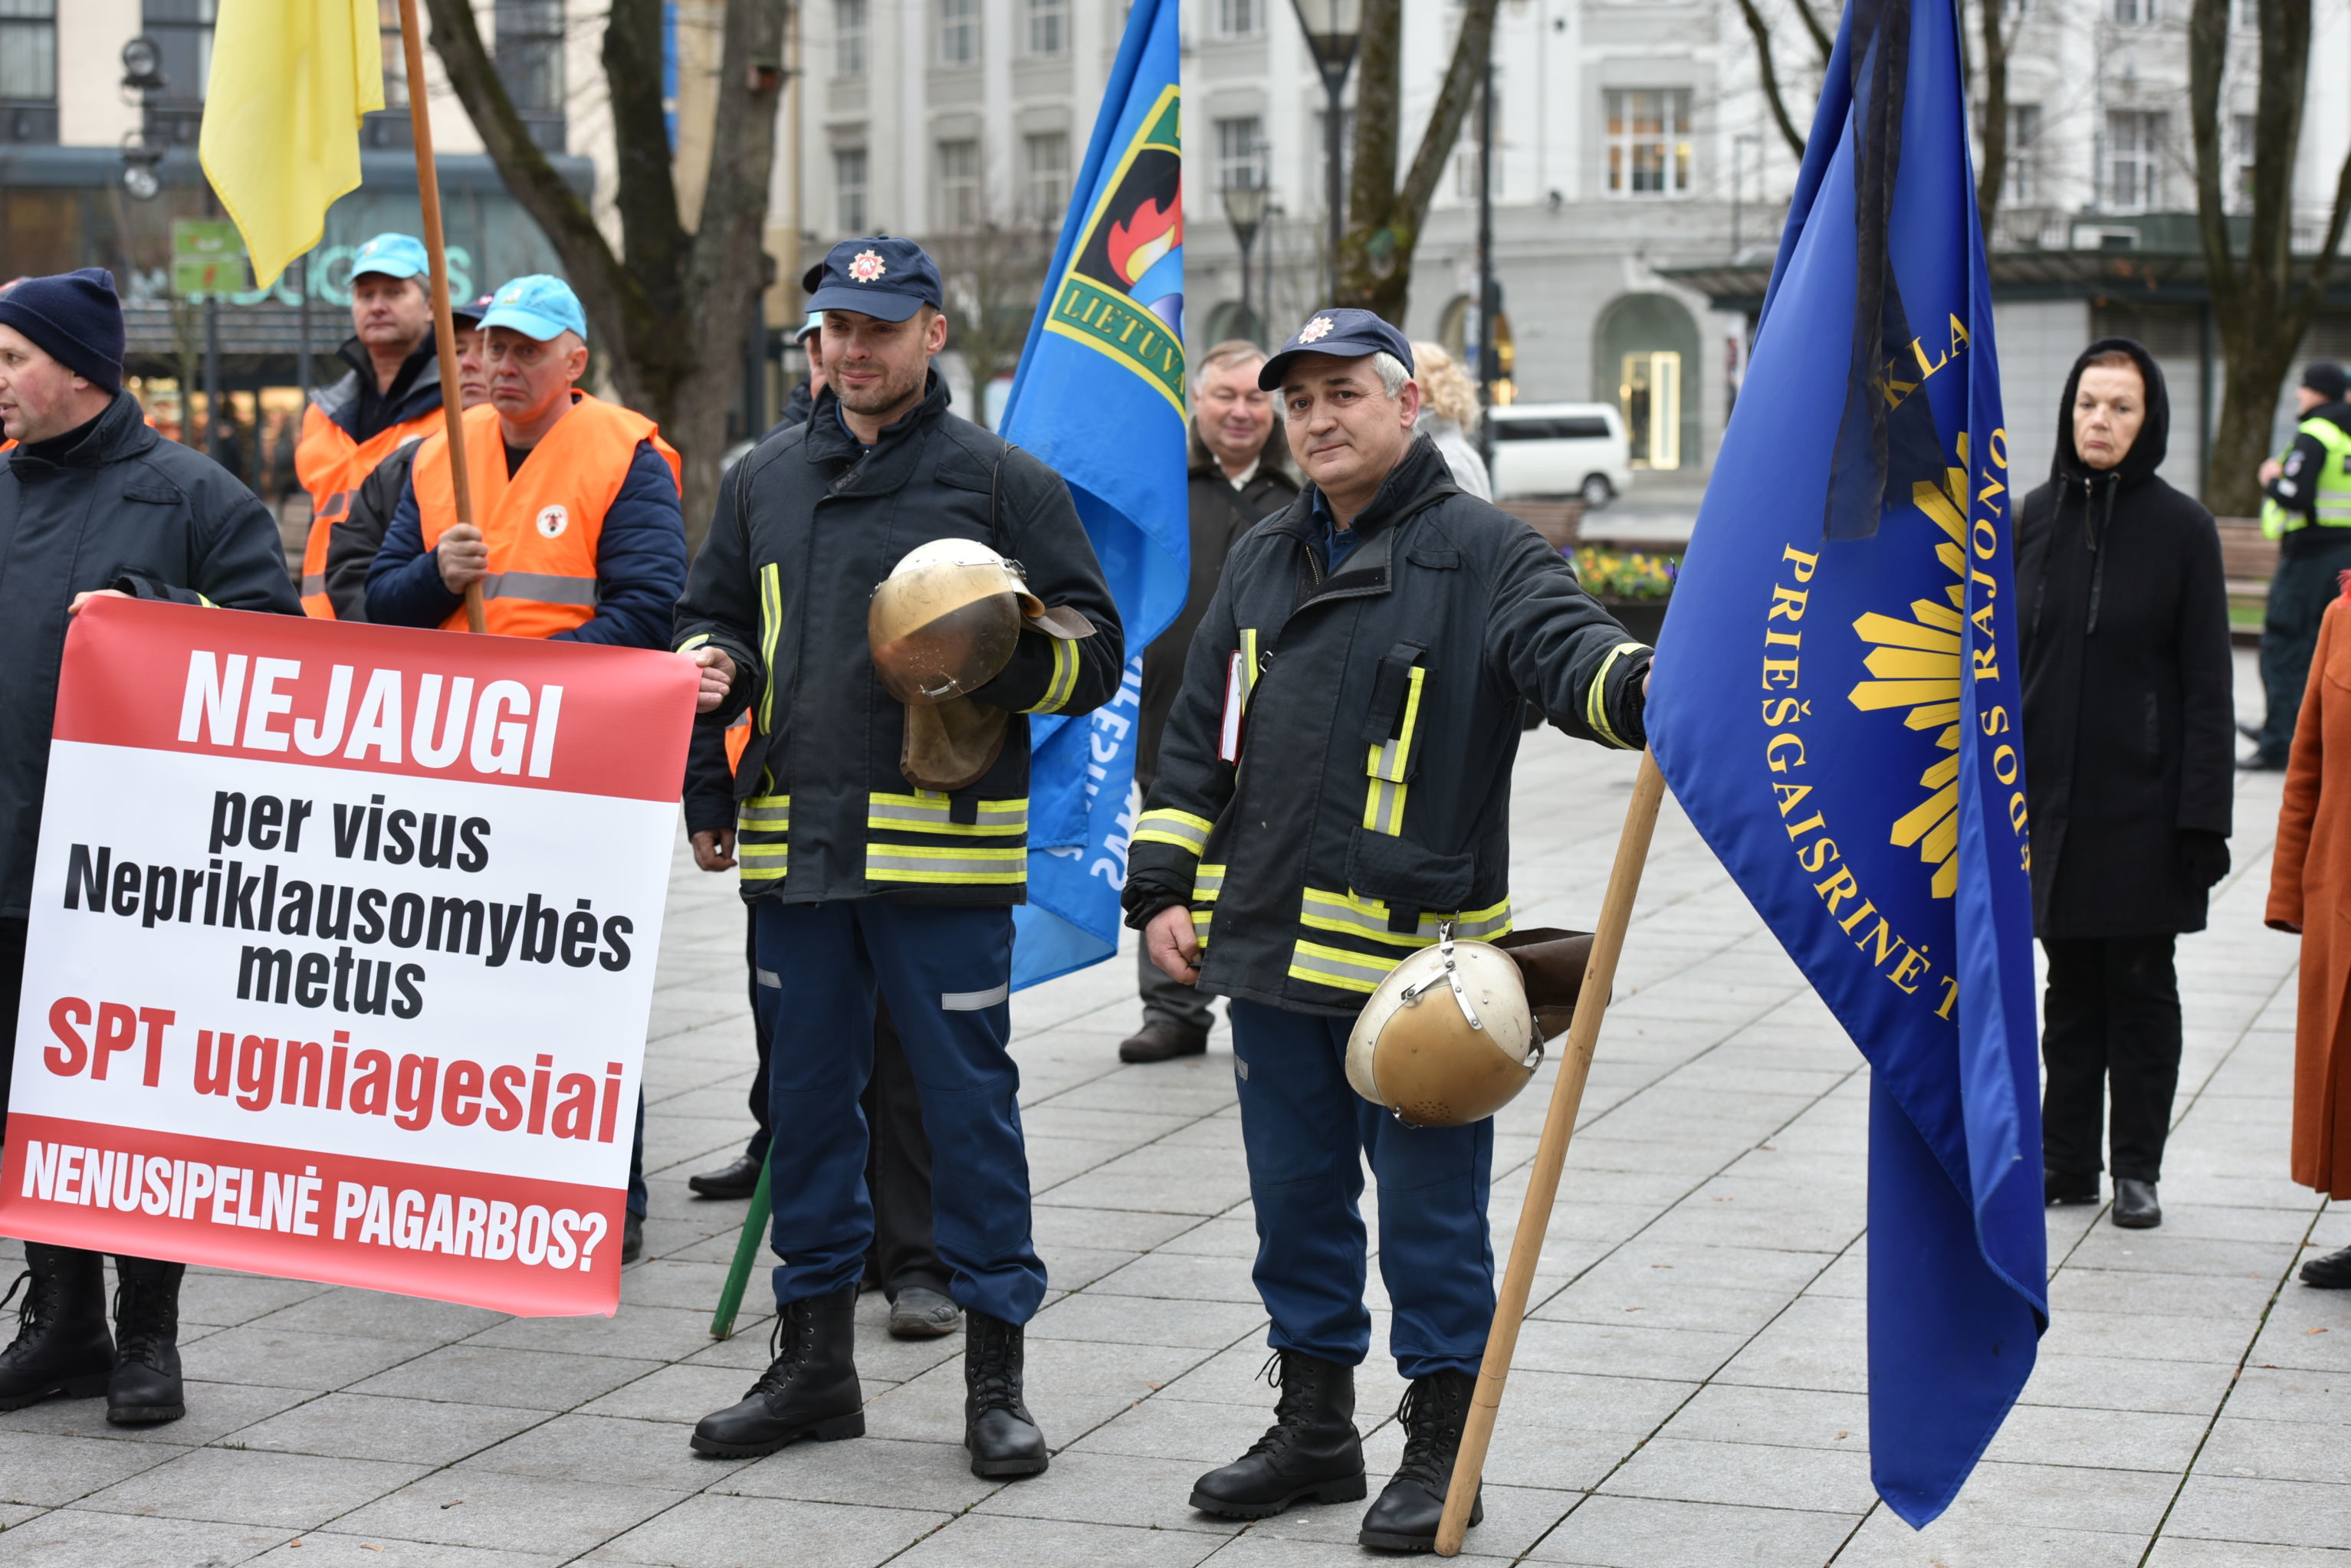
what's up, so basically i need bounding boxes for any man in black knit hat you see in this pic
[0,268,300,1426]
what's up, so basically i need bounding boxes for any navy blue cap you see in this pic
[1259,307,1416,391]
[800,236,944,323]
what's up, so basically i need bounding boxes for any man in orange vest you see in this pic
[365,274,688,1259]
[294,234,451,618]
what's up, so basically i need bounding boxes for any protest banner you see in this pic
[0,598,694,1317]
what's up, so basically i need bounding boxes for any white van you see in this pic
[1487,403,1634,507]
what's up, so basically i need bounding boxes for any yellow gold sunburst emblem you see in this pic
[1844,445,1976,899]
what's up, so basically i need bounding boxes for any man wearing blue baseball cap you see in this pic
[1122,307,1654,1550]
[294,232,454,618]
[673,236,1124,1478]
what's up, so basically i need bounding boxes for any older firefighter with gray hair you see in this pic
[1118,338,1300,1064]
[1121,307,1651,1552]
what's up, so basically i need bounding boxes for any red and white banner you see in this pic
[0,599,694,1317]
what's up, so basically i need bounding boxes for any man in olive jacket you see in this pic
[0,268,301,1431]
[673,238,1121,1478]
[1122,310,1650,1551]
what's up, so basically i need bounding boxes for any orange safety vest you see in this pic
[412,393,682,639]
[296,402,445,618]
[724,712,752,773]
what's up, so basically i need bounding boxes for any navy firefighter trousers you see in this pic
[753,900,1046,1324]
[1228,999,1496,1379]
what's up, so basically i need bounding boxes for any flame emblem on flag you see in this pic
[1844,451,1977,900]
[1043,84,1184,414]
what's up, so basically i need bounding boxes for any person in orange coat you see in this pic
[2267,576,2351,1288]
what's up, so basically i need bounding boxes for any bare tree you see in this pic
[420,0,787,546]
[927,221,1057,428]
[2190,0,2351,515]
[1331,0,1501,323]
[1735,0,1832,160]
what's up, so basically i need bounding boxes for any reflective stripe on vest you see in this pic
[296,403,442,619]
[865,843,1027,885]
[738,792,790,883]
[2264,417,2351,538]
[412,395,681,639]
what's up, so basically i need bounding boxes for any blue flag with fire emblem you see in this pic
[1000,0,1187,989]
[1645,0,2047,1528]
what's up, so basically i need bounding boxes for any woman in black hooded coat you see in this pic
[2015,338,2236,1230]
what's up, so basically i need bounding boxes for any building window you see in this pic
[1214,115,1264,191]
[835,146,869,233]
[1026,0,1066,55]
[0,0,60,145]
[2113,0,2158,21]
[1212,0,1261,37]
[143,0,217,140]
[938,0,978,66]
[935,138,981,232]
[2231,113,2257,211]
[835,0,867,76]
[2005,102,2042,205]
[1023,132,1070,226]
[1604,89,1691,198]
[494,0,566,153]
[2105,110,2167,212]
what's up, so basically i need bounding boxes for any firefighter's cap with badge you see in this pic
[1259,306,1417,391]
[801,235,944,324]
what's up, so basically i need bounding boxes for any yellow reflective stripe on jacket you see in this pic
[1287,940,1400,994]
[737,792,789,882]
[1585,641,1646,750]
[1190,861,1226,948]
[2311,418,2351,523]
[1134,808,1214,856]
[1298,887,1512,950]
[1193,906,1215,949]
[675,632,711,653]
[1024,638,1082,713]
[1239,628,1260,699]
[865,844,1028,884]
[867,791,1028,837]
[757,564,783,735]
[1363,776,1408,835]
[1361,665,1426,835]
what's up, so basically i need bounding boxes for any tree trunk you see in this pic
[1737,0,1809,160]
[2189,0,2351,516]
[1332,0,1501,323]
[1976,0,2008,238]
[422,0,786,550]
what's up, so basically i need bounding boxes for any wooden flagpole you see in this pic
[1434,749,1666,1557]
[394,0,487,635]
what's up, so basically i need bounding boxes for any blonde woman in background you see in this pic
[1410,341,1492,500]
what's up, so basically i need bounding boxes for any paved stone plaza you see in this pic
[2,654,2344,1566]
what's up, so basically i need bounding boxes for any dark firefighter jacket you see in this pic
[0,391,303,915]
[671,373,1124,907]
[1121,435,1651,1016]
[2015,337,2234,938]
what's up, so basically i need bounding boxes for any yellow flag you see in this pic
[198,0,385,290]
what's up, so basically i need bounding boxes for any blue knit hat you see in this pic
[0,269,125,395]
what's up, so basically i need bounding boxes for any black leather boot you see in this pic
[107,1256,186,1425]
[1189,1350,1367,1518]
[690,1284,864,1457]
[2113,1179,2162,1229]
[1359,1371,1483,1552]
[964,1309,1048,1478]
[0,1244,113,1412]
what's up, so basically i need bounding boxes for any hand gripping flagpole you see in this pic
[395,0,487,635]
[1435,748,1666,1557]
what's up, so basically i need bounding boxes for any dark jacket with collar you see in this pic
[0,392,303,915]
[671,373,1124,907]
[2015,338,2234,938]
[1136,451,1300,792]
[1121,434,1651,1016]
[315,336,442,445]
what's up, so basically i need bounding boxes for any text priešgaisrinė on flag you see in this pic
[1000,0,1189,989]
[198,0,384,290]
[1644,0,2048,1529]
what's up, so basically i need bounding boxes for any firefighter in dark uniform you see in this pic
[0,269,302,1425]
[2248,361,2351,769]
[1123,310,1651,1553]
[674,237,1123,1476]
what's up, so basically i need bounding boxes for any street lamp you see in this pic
[1220,169,1269,344]
[1289,0,1361,304]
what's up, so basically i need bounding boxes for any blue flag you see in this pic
[1000,0,1188,989]
[1645,0,2047,1527]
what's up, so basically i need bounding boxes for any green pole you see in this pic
[709,1156,773,1340]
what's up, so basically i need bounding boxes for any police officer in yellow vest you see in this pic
[294,233,451,618]
[363,275,688,649]
[2248,361,2351,769]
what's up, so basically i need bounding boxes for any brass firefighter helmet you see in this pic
[1345,928,1541,1128]
[868,539,1093,792]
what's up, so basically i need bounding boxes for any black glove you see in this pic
[2178,829,2231,893]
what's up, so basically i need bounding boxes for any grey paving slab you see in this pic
[582,1492,951,1567]
[1525,1494,1861,1566]
[74,1445,426,1530]
[0,1509,292,1566]
[346,1343,663,1411]
[249,1534,563,1567]
[891,1511,1229,1567]
[0,1428,181,1507]
[329,1471,685,1556]
[229,1392,550,1467]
